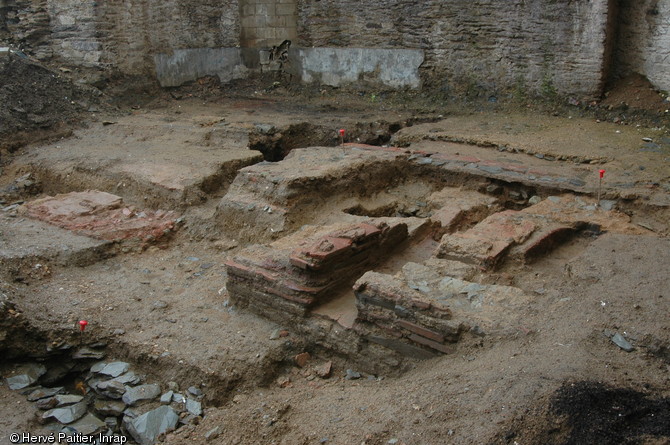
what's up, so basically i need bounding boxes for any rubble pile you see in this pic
[5,354,205,445]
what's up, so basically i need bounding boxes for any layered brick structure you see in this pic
[21,191,179,243]
[353,260,534,358]
[225,220,408,321]
[354,271,463,358]
[352,195,647,358]
[436,195,644,270]
[436,210,538,269]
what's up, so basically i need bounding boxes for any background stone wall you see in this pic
[297,0,611,97]
[1,0,669,96]
[616,0,670,93]
[1,0,240,76]
[240,0,296,48]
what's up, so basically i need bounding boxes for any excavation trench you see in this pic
[0,305,304,445]
[218,142,635,366]
[248,119,435,162]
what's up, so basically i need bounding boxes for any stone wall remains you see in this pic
[240,0,297,48]
[1,0,669,96]
[297,0,611,96]
[616,0,670,92]
[2,0,240,76]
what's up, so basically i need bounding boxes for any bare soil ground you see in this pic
[1,55,669,445]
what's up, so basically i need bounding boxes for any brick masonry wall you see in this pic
[1,0,669,95]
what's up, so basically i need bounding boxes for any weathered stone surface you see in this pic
[53,395,84,406]
[43,400,88,424]
[72,347,106,360]
[314,361,332,379]
[6,363,47,390]
[299,0,615,96]
[94,379,126,399]
[35,397,59,410]
[94,399,126,417]
[4,0,670,95]
[122,384,161,406]
[91,361,130,378]
[187,386,203,397]
[27,386,64,401]
[612,333,635,352]
[68,413,106,436]
[111,371,141,386]
[216,146,407,243]
[616,1,670,92]
[124,405,179,445]
[186,398,202,416]
[160,391,174,405]
[345,369,361,380]
[205,426,222,441]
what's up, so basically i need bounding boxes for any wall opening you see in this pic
[239,0,297,48]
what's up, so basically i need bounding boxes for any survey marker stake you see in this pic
[78,320,88,344]
[597,169,605,208]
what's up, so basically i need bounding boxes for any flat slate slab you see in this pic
[90,361,130,377]
[5,363,47,390]
[122,383,161,406]
[43,400,88,424]
[124,405,179,445]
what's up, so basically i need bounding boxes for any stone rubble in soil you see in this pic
[4,348,205,445]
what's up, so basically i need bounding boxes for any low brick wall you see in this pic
[225,220,408,320]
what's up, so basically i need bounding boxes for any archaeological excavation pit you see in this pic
[2,2,670,439]
[2,101,668,444]
[217,141,656,367]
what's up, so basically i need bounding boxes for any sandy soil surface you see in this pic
[1,57,669,445]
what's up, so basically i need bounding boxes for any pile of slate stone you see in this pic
[5,350,204,445]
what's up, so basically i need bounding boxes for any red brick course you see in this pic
[437,210,536,268]
[22,191,178,243]
[226,220,408,322]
